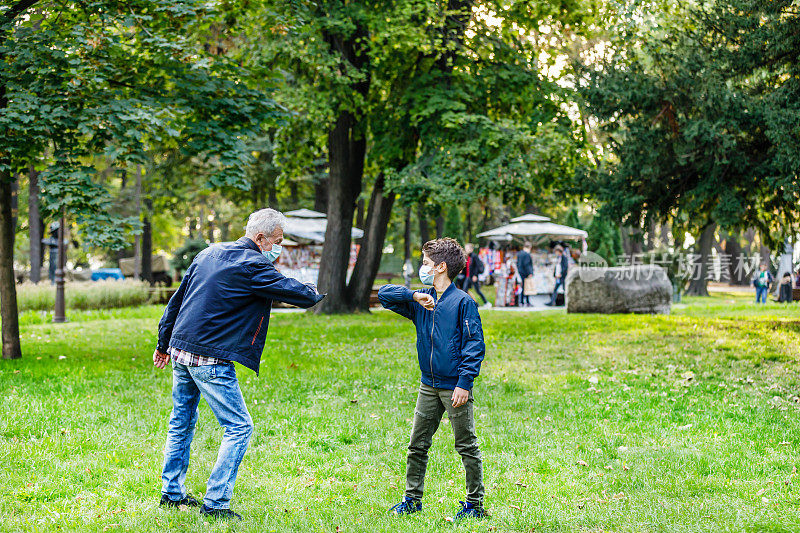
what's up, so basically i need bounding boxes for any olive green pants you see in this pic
[404,383,484,504]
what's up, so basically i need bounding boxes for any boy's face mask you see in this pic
[419,264,435,285]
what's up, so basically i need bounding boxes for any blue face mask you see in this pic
[263,243,282,263]
[419,264,434,285]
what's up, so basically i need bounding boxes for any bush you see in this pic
[16,281,153,312]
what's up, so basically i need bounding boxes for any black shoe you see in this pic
[544,302,554,306]
[159,494,201,508]
[200,504,242,520]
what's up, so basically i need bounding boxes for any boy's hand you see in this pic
[451,387,469,407]
[153,349,170,369]
[414,291,435,311]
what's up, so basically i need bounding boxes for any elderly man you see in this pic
[152,208,323,519]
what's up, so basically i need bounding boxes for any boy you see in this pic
[378,238,487,520]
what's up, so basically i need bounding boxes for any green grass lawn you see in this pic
[2,294,800,532]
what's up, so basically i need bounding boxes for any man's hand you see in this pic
[153,349,170,369]
[471,275,478,283]
[413,291,435,311]
[451,387,469,408]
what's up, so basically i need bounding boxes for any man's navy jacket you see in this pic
[157,237,324,374]
[378,283,485,391]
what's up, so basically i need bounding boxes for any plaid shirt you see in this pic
[167,346,222,366]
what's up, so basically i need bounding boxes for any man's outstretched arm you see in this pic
[250,263,324,308]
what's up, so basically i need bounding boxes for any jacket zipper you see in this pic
[429,300,437,386]
[251,315,264,345]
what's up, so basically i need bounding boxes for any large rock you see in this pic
[566,264,672,314]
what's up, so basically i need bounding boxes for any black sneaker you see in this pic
[159,494,201,508]
[200,504,242,520]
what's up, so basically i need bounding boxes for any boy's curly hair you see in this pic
[422,238,467,281]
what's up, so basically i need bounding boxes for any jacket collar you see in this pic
[433,281,457,302]
[237,236,261,252]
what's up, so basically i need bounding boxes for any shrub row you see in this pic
[16,281,153,312]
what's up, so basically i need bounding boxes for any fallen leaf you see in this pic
[508,504,522,511]
[577,460,588,467]
[588,376,599,384]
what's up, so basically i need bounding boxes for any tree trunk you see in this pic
[418,204,429,251]
[435,214,444,238]
[0,173,21,359]
[28,165,41,283]
[346,174,396,310]
[686,222,715,296]
[289,181,298,209]
[404,206,412,261]
[267,180,278,209]
[645,220,656,251]
[629,227,643,256]
[660,222,670,249]
[133,165,142,280]
[220,220,230,242]
[314,177,328,213]
[316,110,366,314]
[316,21,370,313]
[356,197,365,230]
[141,197,153,284]
[724,231,748,285]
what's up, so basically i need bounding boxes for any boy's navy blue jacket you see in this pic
[157,237,324,374]
[378,283,485,391]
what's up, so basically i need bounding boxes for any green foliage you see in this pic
[565,207,582,230]
[1,0,282,248]
[579,0,800,247]
[15,281,151,312]
[443,207,463,242]
[587,214,623,265]
[170,239,208,274]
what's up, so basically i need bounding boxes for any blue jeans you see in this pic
[756,286,768,304]
[161,361,253,509]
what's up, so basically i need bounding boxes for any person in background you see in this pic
[516,242,533,307]
[545,245,568,307]
[463,243,491,308]
[778,270,793,303]
[753,262,773,304]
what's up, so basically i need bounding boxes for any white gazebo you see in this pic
[477,217,589,302]
[276,208,364,285]
[510,214,551,223]
[283,209,364,243]
[477,221,587,246]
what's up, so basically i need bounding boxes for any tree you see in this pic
[0,0,280,358]
[578,0,800,296]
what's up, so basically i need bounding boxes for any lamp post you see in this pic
[53,208,66,323]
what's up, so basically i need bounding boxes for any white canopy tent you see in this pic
[477,221,587,245]
[284,208,326,219]
[283,209,364,243]
[510,214,550,223]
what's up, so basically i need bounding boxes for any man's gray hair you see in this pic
[245,208,286,238]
